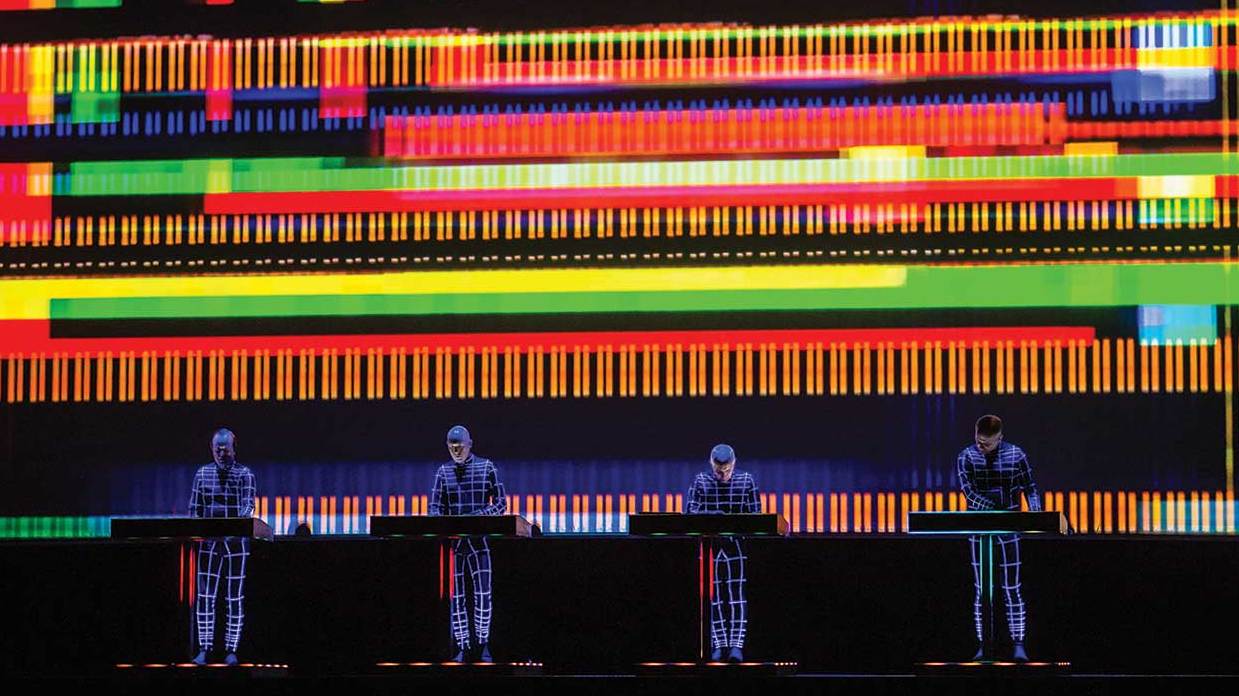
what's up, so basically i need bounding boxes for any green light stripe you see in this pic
[71,92,120,124]
[57,0,121,7]
[62,153,1239,197]
[49,262,1239,320]
[0,516,110,539]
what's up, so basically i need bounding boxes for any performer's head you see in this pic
[974,415,1003,454]
[446,425,473,464]
[211,428,236,469]
[710,443,736,482]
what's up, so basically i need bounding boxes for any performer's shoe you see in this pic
[224,652,239,666]
[476,643,493,663]
[451,648,468,664]
[191,650,208,666]
[1011,642,1029,662]
[971,644,986,662]
[709,647,724,662]
[727,647,744,663]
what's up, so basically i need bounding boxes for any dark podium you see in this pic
[628,513,791,670]
[908,510,1068,664]
[111,516,274,541]
[368,514,541,670]
[108,516,275,669]
[627,513,789,537]
[368,514,540,537]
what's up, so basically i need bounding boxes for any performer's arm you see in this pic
[957,453,997,510]
[744,475,761,514]
[189,470,204,518]
[685,475,704,514]
[478,463,508,515]
[239,470,256,517]
[1015,452,1043,512]
[429,468,447,516]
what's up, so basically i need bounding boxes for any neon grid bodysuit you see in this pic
[686,470,761,651]
[430,455,507,652]
[189,462,256,654]
[956,440,1042,643]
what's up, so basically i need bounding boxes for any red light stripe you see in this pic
[0,47,39,126]
[0,164,51,243]
[0,321,1096,354]
[320,86,366,119]
[430,49,1236,87]
[203,177,1157,216]
[1066,119,1230,140]
[383,103,1068,160]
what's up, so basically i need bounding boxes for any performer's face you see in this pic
[711,458,735,482]
[975,430,1002,455]
[447,440,471,464]
[211,432,236,468]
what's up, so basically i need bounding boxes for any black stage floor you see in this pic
[7,537,1239,694]
[9,670,1239,696]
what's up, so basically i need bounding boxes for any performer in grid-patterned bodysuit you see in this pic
[189,428,256,665]
[686,444,761,663]
[430,425,507,662]
[956,415,1041,662]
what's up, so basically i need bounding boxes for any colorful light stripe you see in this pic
[2,488,1234,538]
[428,49,1230,88]
[1,335,1227,405]
[0,0,119,9]
[4,262,1238,322]
[0,45,54,126]
[0,14,1230,97]
[0,321,1095,353]
[200,179,1229,215]
[4,193,1226,252]
[383,102,1070,160]
[0,162,52,242]
[1,265,904,320]
[1026,119,1224,141]
[65,153,1239,196]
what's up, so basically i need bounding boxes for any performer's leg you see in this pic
[710,546,727,653]
[449,539,471,653]
[724,539,748,650]
[969,535,984,644]
[470,538,493,648]
[222,537,250,654]
[196,539,224,653]
[998,534,1025,643]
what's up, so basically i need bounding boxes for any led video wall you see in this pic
[1,0,1236,536]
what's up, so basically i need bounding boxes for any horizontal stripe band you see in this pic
[27,262,1239,320]
[0,321,1095,353]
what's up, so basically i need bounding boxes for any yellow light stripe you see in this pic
[1064,142,1119,157]
[1137,175,1216,198]
[1134,46,1215,69]
[0,265,907,320]
[843,146,928,159]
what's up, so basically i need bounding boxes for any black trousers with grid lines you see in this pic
[195,537,249,653]
[450,536,493,651]
[969,533,1026,643]
[710,537,749,651]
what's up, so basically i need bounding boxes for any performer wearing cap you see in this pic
[686,444,761,662]
[430,425,507,663]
